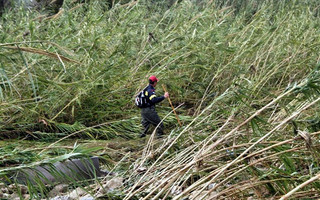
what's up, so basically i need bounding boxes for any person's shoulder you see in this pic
[146,85,155,92]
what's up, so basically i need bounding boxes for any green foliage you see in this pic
[1,0,319,134]
[0,144,39,167]
[2,0,320,199]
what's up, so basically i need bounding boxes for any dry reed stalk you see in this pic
[222,178,299,199]
[23,146,73,151]
[280,173,320,200]
[51,95,79,120]
[200,146,306,199]
[143,168,189,200]
[196,87,295,160]
[124,104,185,199]
[119,1,138,8]
[140,106,181,165]
[196,113,234,157]
[3,46,80,63]
[55,50,67,73]
[126,85,292,199]
[200,85,297,158]
[32,14,48,21]
[0,41,48,47]
[278,191,320,199]
[200,137,300,162]
[146,143,195,180]
[69,3,84,12]
[171,89,318,199]
[39,118,134,154]
[161,176,182,200]
[179,142,308,199]
[194,66,225,116]
[196,97,320,199]
[1,41,75,56]
[125,118,210,199]
[133,150,210,199]
[162,84,182,126]
[96,152,131,194]
[44,8,64,20]
[128,145,186,188]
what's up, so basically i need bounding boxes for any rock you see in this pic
[68,187,86,200]
[8,184,15,193]
[103,177,123,191]
[97,177,124,195]
[137,167,147,173]
[7,184,28,194]
[170,185,182,195]
[23,194,30,199]
[10,193,20,199]
[2,193,10,199]
[207,183,216,190]
[79,194,95,200]
[50,196,72,200]
[49,184,69,197]
[189,190,218,200]
[19,184,28,194]
[15,157,109,185]
[1,187,8,193]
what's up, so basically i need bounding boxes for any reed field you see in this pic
[1,0,320,199]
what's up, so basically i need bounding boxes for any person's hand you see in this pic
[164,92,169,98]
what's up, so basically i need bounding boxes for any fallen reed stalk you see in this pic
[197,97,320,199]
[2,46,80,63]
[280,172,320,200]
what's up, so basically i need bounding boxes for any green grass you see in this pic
[1,0,320,199]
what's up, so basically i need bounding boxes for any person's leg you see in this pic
[140,114,150,138]
[141,107,164,138]
[146,108,163,138]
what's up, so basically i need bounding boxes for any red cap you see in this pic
[149,75,159,82]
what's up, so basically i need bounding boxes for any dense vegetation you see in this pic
[1,0,320,199]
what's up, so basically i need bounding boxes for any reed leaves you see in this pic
[1,0,320,199]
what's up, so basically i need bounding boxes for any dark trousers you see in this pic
[141,106,163,137]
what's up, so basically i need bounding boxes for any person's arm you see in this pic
[149,93,165,104]
[149,91,169,103]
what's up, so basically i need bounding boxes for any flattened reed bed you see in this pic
[1,0,320,199]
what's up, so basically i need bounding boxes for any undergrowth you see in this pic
[1,0,320,199]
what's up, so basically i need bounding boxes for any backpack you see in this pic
[135,87,149,108]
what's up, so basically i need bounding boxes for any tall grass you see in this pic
[1,0,320,199]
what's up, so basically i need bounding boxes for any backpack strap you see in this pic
[142,85,152,106]
[142,85,149,96]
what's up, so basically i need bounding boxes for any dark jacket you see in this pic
[144,84,165,107]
